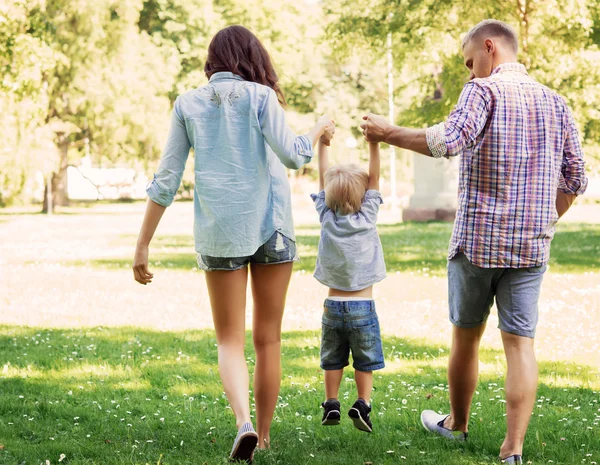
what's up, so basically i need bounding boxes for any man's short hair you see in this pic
[462,19,518,53]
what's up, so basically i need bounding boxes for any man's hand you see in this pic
[360,114,391,144]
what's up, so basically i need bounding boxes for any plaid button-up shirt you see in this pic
[426,63,588,268]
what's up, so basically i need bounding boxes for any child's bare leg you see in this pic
[325,369,344,400]
[355,370,373,403]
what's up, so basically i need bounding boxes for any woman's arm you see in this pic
[368,142,380,190]
[134,98,190,285]
[259,88,333,169]
[133,199,166,285]
[146,98,192,207]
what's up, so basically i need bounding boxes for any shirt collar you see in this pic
[491,62,528,76]
[208,71,245,83]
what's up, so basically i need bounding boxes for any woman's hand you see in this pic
[133,243,154,285]
[320,121,336,146]
[318,115,335,146]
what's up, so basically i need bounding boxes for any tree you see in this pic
[7,0,178,211]
[326,0,600,172]
[0,0,56,206]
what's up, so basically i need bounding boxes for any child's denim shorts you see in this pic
[197,231,297,271]
[320,299,385,372]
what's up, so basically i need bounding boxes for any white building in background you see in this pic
[66,157,149,201]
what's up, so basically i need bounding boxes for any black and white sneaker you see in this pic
[321,399,341,425]
[501,455,523,464]
[229,422,258,463]
[348,399,372,433]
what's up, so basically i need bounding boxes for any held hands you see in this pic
[133,244,154,285]
[360,113,390,144]
[318,114,336,146]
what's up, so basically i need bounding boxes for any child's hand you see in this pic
[320,119,336,146]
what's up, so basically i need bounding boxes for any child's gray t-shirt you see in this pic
[310,189,387,291]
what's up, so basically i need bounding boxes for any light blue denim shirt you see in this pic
[147,72,313,257]
[311,190,387,291]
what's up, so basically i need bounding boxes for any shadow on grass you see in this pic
[72,222,600,275]
[0,326,598,465]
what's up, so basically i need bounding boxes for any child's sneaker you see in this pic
[348,399,372,432]
[321,399,341,425]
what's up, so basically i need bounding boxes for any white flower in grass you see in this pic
[59,454,66,462]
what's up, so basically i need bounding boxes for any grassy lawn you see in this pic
[1,327,598,465]
[74,222,600,275]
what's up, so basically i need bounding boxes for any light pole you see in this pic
[387,28,397,209]
[345,135,358,163]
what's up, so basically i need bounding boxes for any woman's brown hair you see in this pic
[204,25,286,105]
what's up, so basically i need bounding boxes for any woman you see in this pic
[133,25,334,463]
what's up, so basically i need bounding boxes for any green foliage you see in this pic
[55,222,600,276]
[326,0,600,171]
[2,0,599,206]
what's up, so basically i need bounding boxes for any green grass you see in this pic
[70,222,600,275]
[1,326,598,464]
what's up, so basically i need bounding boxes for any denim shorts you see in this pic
[448,253,547,338]
[320,299,385,372]
[197,231,297,271]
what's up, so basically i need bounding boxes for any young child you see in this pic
[311,136,386,433]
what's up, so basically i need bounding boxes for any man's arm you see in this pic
[360,82,489,158]
[384,126,431,156]
[556,191,577,219]
[360,115,430,156]
[556,108,588,218]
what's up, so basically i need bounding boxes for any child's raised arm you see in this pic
[318,140,329,191]
[368,142,380,190]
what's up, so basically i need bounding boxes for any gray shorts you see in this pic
[197,231,297,271]
[448,253,546,338]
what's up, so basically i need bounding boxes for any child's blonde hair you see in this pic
[323,164,369,215]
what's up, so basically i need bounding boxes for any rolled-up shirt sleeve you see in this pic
[560,109,588,195]
[310,190,329,223]
[427,82,490,158]
[258,88,313,169]
[146,97,191,207]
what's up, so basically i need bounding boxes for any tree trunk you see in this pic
[42,134,70,213]
[517,0,531,68]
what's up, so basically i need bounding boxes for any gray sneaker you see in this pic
[501,455,523,464]
[420,410,467,441]
[230,422,258,463]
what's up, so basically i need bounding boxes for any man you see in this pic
[361,19,587,464]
